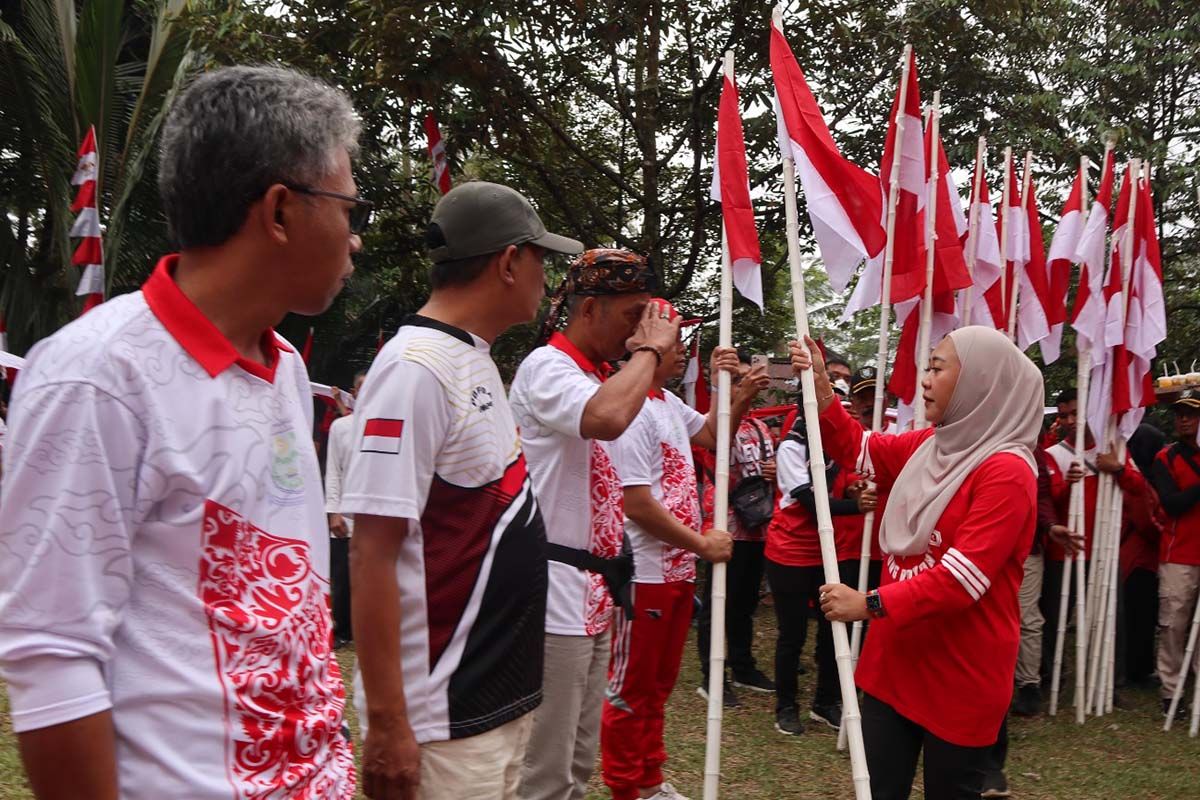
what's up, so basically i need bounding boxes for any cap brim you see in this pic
[1174,400,1200,409]
[530,231,584,255]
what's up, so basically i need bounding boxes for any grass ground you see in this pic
[1,607,1198,799]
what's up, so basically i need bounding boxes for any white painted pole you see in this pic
[702,51,737,800]
[1073,156,1092,723]
[776,24,879,800]
[1007,150,1033,339]
[913,92,940,431]
[1163,594,1200,730]
[962,137,986,326]
[839,39,913,758]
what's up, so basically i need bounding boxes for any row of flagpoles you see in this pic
[702,3,1177,797]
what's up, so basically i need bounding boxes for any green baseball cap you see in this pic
[427,181,583,263]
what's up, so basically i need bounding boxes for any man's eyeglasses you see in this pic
[285,184,374,234]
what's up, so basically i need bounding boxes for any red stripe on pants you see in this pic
[601,580,695,800]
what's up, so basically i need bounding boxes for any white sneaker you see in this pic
[645,783,691,800]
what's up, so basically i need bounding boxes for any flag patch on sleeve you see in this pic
[361,418,404,454]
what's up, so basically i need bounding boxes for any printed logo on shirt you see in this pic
[470,385,494,413]
[269,425,305,506]
[361,418,404,454]
[930,529,943,548]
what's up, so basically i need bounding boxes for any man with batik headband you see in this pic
[512,248,678,800]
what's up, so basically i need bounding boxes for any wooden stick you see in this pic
[914,92,940,430]
[777,28,879,800]
[1007,150,1032,339]
[999,147,1013,337]
[962,137,986,326]
[702,52,737,800]
[839,39,913,758]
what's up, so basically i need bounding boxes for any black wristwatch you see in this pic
[866,589,886,619]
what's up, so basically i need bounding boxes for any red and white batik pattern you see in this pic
[199,500,354,798]
[585,441,624,634]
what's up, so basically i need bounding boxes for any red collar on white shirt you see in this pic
[142,254,292,383]
[548,332,612,382]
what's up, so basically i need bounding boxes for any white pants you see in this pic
[420,713,534,799]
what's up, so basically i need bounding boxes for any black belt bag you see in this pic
[546,539,635,618]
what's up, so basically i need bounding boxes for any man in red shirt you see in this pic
[1149,390,1200,716]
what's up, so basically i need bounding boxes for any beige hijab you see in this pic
[879,326,1045,556]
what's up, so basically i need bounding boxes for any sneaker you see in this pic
[980,770,1011,798]
[697,681,741,709]
[1011,683,1042,717]
[809,703,842,731]
[732,668,776,693]
[774,706,805,735]
[1163,698,1188,721]
[645,782,690,800]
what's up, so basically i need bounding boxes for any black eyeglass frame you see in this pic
[284,183,374,234]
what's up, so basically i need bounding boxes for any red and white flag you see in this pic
[1016,177,1052,353]
[70,126,104,313]
[1085,163,1135,441]
[1071,149,1116,365]
[846,48,926,318]
[682,333,710,413]
[424,113,452,195]
[361,418,404,454]
[769,18,885,292]
[961,169,1003,327]
[984,167,1028,332]
[1042,164,1086,364]
[301,327,314,364]
[711,64,763,309]
[925,126,972,296]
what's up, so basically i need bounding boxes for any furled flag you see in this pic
[711,62,764,309]
[1085,163,1134,442]
[1071,149,1116,365]
[70,126,104,313]
[845,47,926,318]
[985,166,1029,333]
[424,113,452,195]
[925,126,972,294]
[681,332,711,413]
[769,16,885,292]
[301,327,314,364]
[1016,178,1052,353]
[1111,170,1166,437]
[961,169,1003,327]
[1042,164,1086,364]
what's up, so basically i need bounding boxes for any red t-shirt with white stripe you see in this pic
[819,400,1036,747]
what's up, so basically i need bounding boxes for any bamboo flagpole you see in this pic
[838,41,914,758]
[702,51,737,800]
[913,92,941,431]
[962,137,986,326]
[1165,593,1200,730]
[1050,154,1089,718]
[777,52,884,800]
[1007,150,1033,339]
[1085,463,1115,715]
[998,147,1013,337]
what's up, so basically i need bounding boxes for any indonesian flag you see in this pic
[711,65,763,310]
[1071,149,1116,365]
[301,327,314,364]
[1111,172,1166,436]
[1085,164,1134,442]
[1042,165,1086,364]
[925,125,972,295]
[769,18,885,292]
[845,48,926,318]
[1016,177,1052,353]
[424,113,452,195]
[0,316,7,353]
[70,126,104,313]
[961,170,1003,328]
[682,333,710,412]
[985,167,1028,332]
[889,290,958,427]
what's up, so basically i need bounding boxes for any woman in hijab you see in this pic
[790,327,1043,800]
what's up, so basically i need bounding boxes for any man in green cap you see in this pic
[343,181,581,799]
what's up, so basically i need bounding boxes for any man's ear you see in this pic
[257,184,291,246]
[495,244,520,287]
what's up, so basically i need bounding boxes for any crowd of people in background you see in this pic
[2,63,1199,800]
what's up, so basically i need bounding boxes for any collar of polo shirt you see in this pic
[142,255,293,383]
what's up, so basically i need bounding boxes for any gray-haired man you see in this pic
[0,66,361,798]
